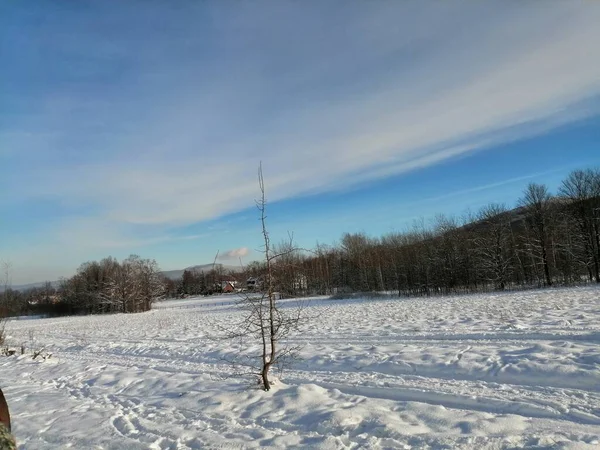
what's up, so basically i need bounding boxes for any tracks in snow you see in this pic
[51,338,600,429]
[284,368,600,426]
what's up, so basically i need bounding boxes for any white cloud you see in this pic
[219,247,249,260]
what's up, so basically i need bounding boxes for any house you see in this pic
[246,277,262,290]
[221,281,237,293]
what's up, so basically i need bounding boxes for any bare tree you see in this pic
[59,255,163,315]
[559,169,600,282]
[130,256,165,311]
[0,316,5,350]
[227,164,306,391]
[473,204,514,290]
[1,262,12,317]
[519,183,554,286]
[0,262,12,347]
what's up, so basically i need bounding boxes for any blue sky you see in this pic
[2,2,600,284]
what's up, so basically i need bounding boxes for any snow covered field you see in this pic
[2,287,600,449]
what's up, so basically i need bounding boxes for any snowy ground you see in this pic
[2,287,600,449]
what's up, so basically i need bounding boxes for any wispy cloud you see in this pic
[418,169,567,206]
[2,2,600,281]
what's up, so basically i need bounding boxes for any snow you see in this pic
[2,286,600,449]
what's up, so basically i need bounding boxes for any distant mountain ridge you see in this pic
[160,263,243,280]
[6,280,62,292]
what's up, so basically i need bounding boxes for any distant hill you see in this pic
[160,263,243,280]
[6,280,62,292]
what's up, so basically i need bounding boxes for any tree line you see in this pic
[258,168,600,297]
[0,255,164,317]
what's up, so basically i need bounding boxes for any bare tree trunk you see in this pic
[258,164,274,391]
